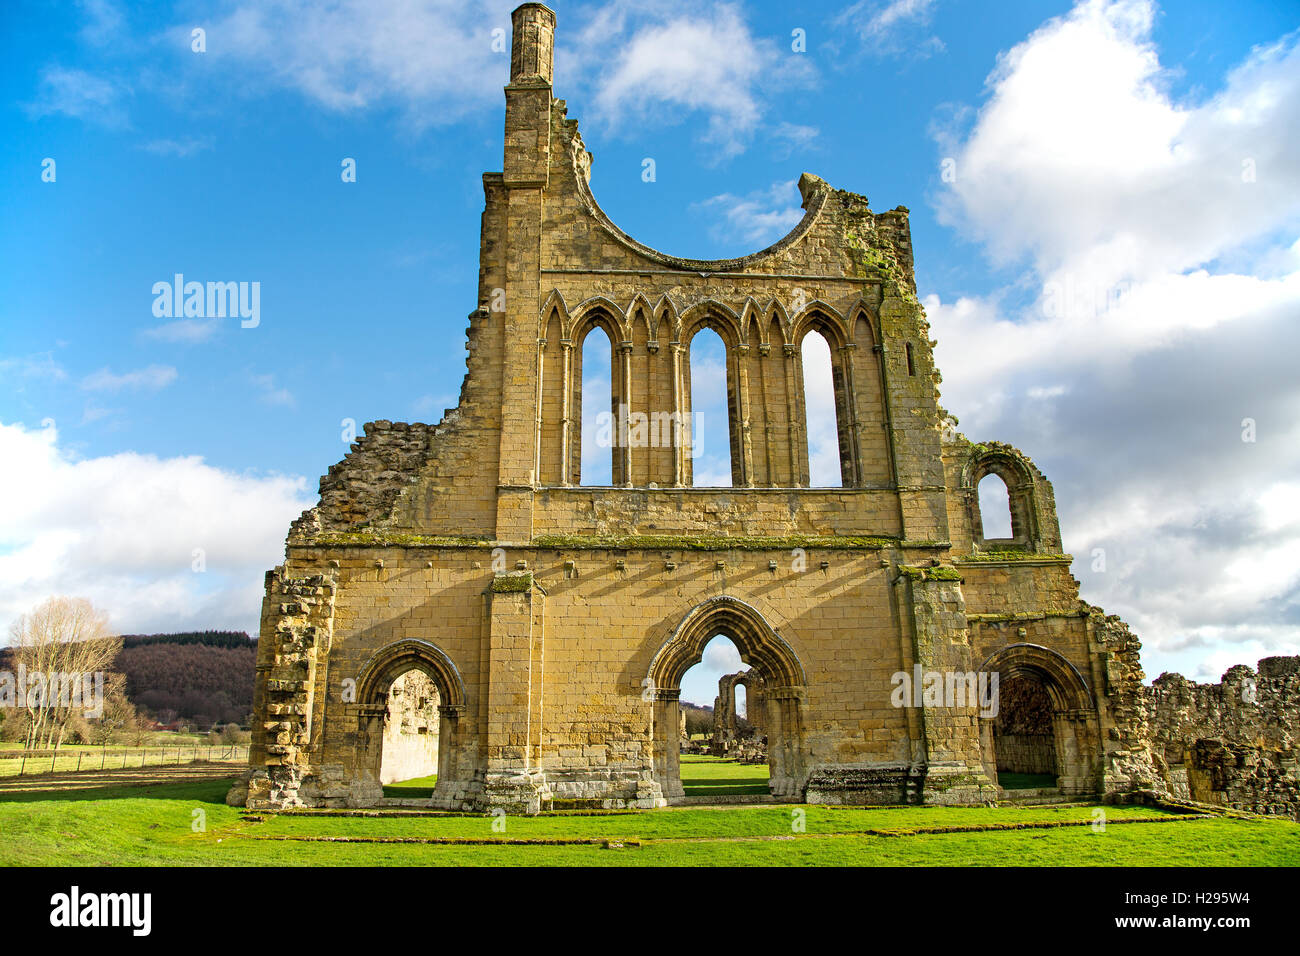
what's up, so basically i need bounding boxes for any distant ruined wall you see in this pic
[379,671,440,785]
[1147,657,1300,819]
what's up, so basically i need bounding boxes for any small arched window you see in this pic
[978,472,1013,539]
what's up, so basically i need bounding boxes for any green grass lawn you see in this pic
[1,772,1297,866]
[679,754,770,796]
[383,774,438,798]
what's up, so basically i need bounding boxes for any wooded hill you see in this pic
[1,630,257,729]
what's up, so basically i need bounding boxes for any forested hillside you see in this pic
[116,632,256,727]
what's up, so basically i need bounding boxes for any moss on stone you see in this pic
[898,564,962,582]
[491,572,532,593]
[960,551,1072,563]
[311,532,493,548]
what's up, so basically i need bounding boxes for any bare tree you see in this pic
[9,597,122,751]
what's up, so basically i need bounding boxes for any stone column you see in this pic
[559,338,573,485]
[652,691,683,803]
[618,340,634,486]
[735,343,755,486]
[478,573,549,813]
[671,340,687,486]
[899,566,996,805]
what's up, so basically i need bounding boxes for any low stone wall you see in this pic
[1147,656,1300,820]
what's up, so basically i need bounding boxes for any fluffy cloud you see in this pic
[46,0,811,160]
[0,421,313,639]
[680,635,748,707]
[564,1,816,158]
[934,0,1300,287]
[834,0,943,57]
[198,0,513,126]
[926,0,1300,681]
[25,65,129,126]
[695,180,804,247]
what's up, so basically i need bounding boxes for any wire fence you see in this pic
[0,745,250,778]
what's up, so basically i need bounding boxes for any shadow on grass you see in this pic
[683,781,771,796]
[0,773,238,805]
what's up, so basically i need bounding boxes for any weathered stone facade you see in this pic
[1148,657,1300,819]
[230,4,1166,813]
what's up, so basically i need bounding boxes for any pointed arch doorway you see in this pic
[646,596,809,802]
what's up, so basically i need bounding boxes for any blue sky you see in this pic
[2,0,1298,696]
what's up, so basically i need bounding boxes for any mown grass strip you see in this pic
[248,834,641,848]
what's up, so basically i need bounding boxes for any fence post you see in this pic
[77,752,83,772]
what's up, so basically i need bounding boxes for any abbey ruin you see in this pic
[229,4,1298,819]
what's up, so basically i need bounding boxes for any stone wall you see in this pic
[1148,657,1300,819]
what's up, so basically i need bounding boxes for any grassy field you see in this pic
[383,774,438,798]
[679,754,770,796]
[0,741,249,778]
[1,767,1297,866]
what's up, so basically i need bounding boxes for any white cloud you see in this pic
[0,421,313,638]
[680,635,748,706]
[695,179,804,247]
[78,0,125,47]
[835,0,942,57]
[143,318,221,343]
[566,2,816,159]
[935,0,1300,287]
[251,372,295,408]
[0,353,67,386]
[81,364,178,391]
[25,66,129,126]
[142,136,213,157]
[926,0,1300,681]
[199,0,512,127]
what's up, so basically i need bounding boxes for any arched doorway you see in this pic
[379,670,441,795]
[978,643,1101,796]
[991,674,1056,788]
[646,596,808,802]
[355,639,468,808]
